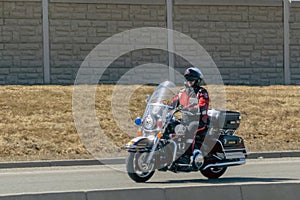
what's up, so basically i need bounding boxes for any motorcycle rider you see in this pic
[171,67,209,169]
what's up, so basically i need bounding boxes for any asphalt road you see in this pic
[0,157,299,196]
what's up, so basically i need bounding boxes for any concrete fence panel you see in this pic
[290,1,300,85]
[0,0,43,84]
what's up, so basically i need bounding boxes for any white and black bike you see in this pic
[125,81,247,182]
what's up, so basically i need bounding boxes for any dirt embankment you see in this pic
[0,85,299,162]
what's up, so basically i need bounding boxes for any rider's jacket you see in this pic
[171,86,209,128]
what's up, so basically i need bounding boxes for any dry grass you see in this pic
[0,85,299,161]
[225,85,300,152]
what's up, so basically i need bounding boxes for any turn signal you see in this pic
[127,141,134,146]
[157,132,163,138]
[156,120,163,128]
[137,129,142,136]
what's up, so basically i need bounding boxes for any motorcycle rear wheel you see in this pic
[200,167,227,179]
[126,152,155,182]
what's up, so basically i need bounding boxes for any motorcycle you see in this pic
[125,81,247,182]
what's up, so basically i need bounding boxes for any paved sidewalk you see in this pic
[0,151,300,169]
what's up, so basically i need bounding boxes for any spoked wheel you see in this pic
[126,152,155,182]
[200,166,227,179]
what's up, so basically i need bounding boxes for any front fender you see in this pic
[125,136,154,152]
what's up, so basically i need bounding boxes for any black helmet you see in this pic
[184,67,204,82]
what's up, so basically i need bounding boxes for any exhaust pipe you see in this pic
[202,158,246,171]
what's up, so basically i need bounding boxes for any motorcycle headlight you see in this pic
[144,115,156,130]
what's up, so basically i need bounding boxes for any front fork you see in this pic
[146,136,160,164]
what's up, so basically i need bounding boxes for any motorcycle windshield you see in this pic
[148,81,177,105]
[142,81,178,133]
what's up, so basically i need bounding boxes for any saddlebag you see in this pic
[219,135,245,149]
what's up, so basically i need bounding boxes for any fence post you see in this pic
[42,0,50,84]
[167,0,175,82]
[283,0,291,85]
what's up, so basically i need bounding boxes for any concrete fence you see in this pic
[0,0,299,85]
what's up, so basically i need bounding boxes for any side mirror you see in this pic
[145,94,150,103]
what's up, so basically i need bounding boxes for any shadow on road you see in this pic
[148,177,299,184]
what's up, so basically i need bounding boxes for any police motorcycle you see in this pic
[125,81,247,182]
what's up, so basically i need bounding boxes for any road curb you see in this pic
[0,151,299,169]
[1,182,300,200]
[247,151,300,159]
[0,158,125,169]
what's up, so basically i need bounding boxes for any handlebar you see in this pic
[171,106,201,117]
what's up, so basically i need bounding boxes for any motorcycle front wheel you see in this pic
[126,152,155,182]
[200,167,227,179]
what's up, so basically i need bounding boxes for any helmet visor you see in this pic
[185,75,197,81]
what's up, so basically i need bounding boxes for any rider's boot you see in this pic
[192,149,204,169]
